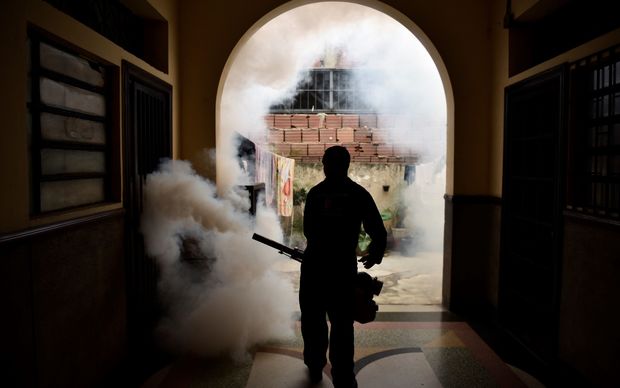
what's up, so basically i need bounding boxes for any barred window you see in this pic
[28,29,116,214]
[567,47,620,219]
[270,69,369,113]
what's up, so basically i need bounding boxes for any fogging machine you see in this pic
[252,233,383,323]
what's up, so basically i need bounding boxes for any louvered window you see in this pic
[28,29,116,214]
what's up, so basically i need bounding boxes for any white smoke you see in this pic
[402,159,446,252]
[144,4,448,357]
[221,2,446,159]
[141,160,297,358]
[221,2,446,252]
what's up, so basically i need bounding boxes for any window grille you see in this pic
[567,46,620,219]
[270,69,369,113]
[28,29,114,214]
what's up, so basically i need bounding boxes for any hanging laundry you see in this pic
[255,146,295,216]
[277,156,295,217]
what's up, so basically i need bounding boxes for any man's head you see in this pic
[322,146,350,179]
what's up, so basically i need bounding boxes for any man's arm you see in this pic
[358,191,387,269]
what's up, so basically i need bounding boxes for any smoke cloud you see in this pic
[221,2,446,252]
[221,3,446,158]
[402,159,446,252]
[141,160,297,358]
[143,3,448,359]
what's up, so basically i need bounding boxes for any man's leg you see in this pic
[327,286,356,387]
[299,269,328,379]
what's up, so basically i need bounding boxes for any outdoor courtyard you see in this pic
[273,250,444,311]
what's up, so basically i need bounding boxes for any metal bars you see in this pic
[270,69,369,113]
[568,46,620,218]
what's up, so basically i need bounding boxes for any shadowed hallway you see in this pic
[2,1,619,387]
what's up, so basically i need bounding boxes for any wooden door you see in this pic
[122,61,172,377]
[499,66,566,363]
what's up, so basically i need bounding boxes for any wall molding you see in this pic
[0,208,125,245]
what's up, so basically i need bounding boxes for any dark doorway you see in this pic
[122,60,172,380]
[499,66,565,364]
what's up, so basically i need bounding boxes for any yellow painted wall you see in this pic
[0,0,179,234]
[178,0,493,197]
[489,1,509,198]
[488,3,620,197]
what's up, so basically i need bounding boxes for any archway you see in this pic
[216,0,454,309]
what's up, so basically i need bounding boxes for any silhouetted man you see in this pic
[301,146,387,387]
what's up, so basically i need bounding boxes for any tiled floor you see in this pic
[143,252,544,387]
[143,318,530,387]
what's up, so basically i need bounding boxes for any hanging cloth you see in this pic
[277,156,295,217]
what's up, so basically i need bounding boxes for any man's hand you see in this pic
[358,255,379,269]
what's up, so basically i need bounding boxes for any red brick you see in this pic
[324,143,339,149]
[358,144,377,156]
[290,144,308,157]
[291,114,308,128]
[341,114,359,127]
[319,129,337,143]
[302,129,319,142]
[371,129,390,143]
[354,128,372,143]
[284,129,302,143]
[354,156,372,163]
[268,129,284,143]
[359,114,377,128]
[337,128,354,143]
[342,143,360,157]
[308,114,323,129]
[264,114,275,128]
[274,114,292,129]
[371,156,388,163]
[307,143,325,156]
[301,156,322,163]
[376,144,393,157]
[274,143,291,156]
[325,115,342,128]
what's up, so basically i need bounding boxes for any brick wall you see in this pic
[261,113,417,162]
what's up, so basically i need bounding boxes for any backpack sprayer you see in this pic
[252,233,383,323]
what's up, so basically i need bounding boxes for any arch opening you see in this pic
[217,0,454,309]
